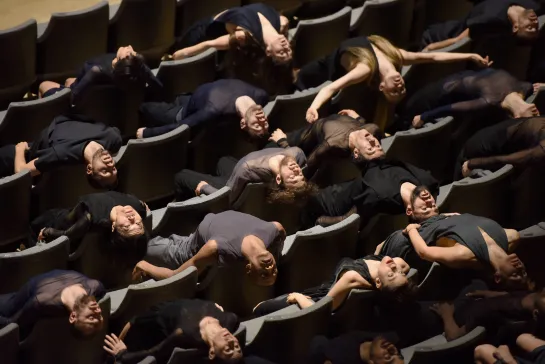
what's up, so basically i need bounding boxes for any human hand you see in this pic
[533,83,545,93]
[430,302,455,318]
[412,115,424,129]
[269,129,287,143]
[470,54,493,67]
[494,345,517,364]
[103,334,127,356]
[215,303,224,312]
[131,261,148,282]
[462,161,471,178]
[195,181,209,196]
[338,109,361,119]
[517,103,539,118]
[286,292,311,304]
[403,223,421,236]
[306,108,318,123]
[16,141,29,152]
[136,128,145,139]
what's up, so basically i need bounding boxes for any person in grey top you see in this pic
[133,211,286,286]
[174,146,314,204]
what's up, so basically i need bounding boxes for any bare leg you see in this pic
[119,322,131,340]
[38,81,61,98]
[517,333,545,353]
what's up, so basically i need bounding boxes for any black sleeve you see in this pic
[43,213,91,242]
[71,66,111,102]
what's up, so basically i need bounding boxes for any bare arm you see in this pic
[173,35,230,59]
[400,47,487,66]
[326,270,372,310]
[14,143,39,176]
[517,333,545,353]
[407,229,467,267]
[422,29,470,52]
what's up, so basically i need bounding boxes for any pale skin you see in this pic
[306,45,493,123]
[474,335,545,364]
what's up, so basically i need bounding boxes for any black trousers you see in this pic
[174,156,239,201]
[139,95,191,129]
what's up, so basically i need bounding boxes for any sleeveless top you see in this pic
[330,37,381,86]
[207,3,281,47]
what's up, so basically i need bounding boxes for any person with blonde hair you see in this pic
[298,35,492,126]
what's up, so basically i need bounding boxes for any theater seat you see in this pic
[423,0,473,28]
[152,187,231,237]
[330,289,376,335]
[437,164,514,226]
[0,89,71,146]
[175,0,241,37]
[138,357,156,364]
[153,48,217,102]
[0,236,69,294]
[37,2,109,83]
[115,125,190,204]
[289,7,351,68]
[232,183,303,235]
[401,326,486,364]
[525,85,545,114]
[276,214,360,295]
[0,170,32,250]
[350,0,416,49]
[19,295,111,364]
[358,213,408,256]
[515,223,545,289]
[243,296,332,363]
[198,261,276,318]
[0,324,19,364]
[311,157,362,187]
[382,116,454,182]
[109,266,198,330]
[109,0,176,67]
[0,20,37,109]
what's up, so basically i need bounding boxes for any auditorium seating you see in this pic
[0,170,32,249]
[0,324,19,364]
[175,0,241,37]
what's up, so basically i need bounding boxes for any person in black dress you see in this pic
[38,46,163,102]
[137,79,270,139]
[0,114,121,188]
[31,191,149,251]
[0,270,105,339]
[422,0,540,51]
[253,254,413,317]
[103,298,242,363]
[399,69,538,130]
[456,116,545,179]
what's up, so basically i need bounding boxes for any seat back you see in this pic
[294,0,347,20]
[111,267,198,327]
[358,213,408,255]
[0,324,19,364]
[332,82,385,127]
[351,0,416,49]
[19,296,111,364]
[382,117,454,182]
[0,171,32,249]
[0,89,71,146]
[109,0,176,67]
[152,187,231,237]
[37,2,109,81]
[437,165,514,226]
[232,183,303,235]
[511,164,545,229]
[0,20,37,108]
[277,214,360,294]
[116,125,190,203]
[199,261,276,318]
[245,297,332,363]
[291,7,351,67]
[155,48,217,102]
[516,223,545,289]
[0,236,70,294]
[424,0,473,27]
[330,289,376,335]
[176,0,241,36]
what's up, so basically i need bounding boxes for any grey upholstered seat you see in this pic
[137,357,157,364]
[243,296,332,363]
[37,2,109,82]
[0,89,71,146]
[276,214,360,294]
[115,125,191,204]
[0,236,70,294]
[154,48,217,102]
[109,0,176,67]
[152,187,231,237]
[19,296,111,364]
[289,7,351,67]
[175,0,241,37]
[330,289,376,335]
[0,323,19,364]
[0,20,37,109]
[0,170,32,249]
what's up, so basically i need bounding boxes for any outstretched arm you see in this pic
[430,302,467,341]
[326,270,372,310]
[106,330,185,364]
[422,29,470,52]
[173,35,230,60]
[400,47,491,67]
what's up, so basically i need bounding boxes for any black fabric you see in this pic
[0,144,16,178]
[139,95,191,129]
[308,332,375,364]
[0,270,105,339]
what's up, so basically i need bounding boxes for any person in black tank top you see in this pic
[253,255,413,317]
[300,35,492,126]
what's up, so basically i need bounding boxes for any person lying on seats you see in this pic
[456,116,545,180]
[398,69,539,130]
[422,0,540,51]
[31,191,149,253]
[475,333,545,364]
[39,45,162,103]
[297,35,491,126]
[175,146,317,204]
[0,270,105,339]
[375,186,526,290]
[103,298,242,363]
[266,112,381,179]
[133,211,285,286]
[138,79,270,139]
[296,133,438,228]
[253,255,415,316]
[0,113,121,188]
[308,332,404,364]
